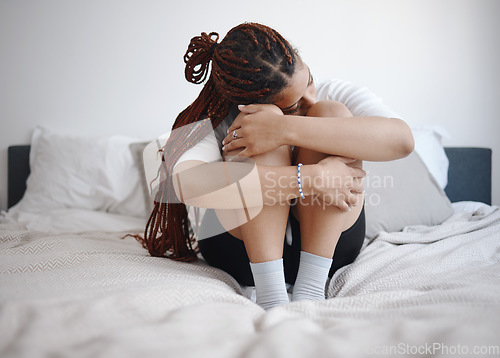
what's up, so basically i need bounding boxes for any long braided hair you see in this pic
[139,23,298,261]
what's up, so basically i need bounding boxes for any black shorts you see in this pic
[197,207,366,286]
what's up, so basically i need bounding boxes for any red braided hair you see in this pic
[137,23,298,261]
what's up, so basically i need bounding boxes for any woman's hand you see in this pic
[308,156,366,211]
[222,104,286,158]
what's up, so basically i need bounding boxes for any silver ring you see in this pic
[232,130,238,139]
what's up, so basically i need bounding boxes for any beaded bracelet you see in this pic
[297,163,306,199]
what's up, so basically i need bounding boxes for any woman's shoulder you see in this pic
[315,78,401,118]
[315,78,365,102]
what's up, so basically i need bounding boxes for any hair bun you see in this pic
[184,32,219,84]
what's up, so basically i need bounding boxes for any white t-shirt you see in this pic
[174,79,400,168]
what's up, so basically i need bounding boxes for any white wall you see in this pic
[1,0,499,211]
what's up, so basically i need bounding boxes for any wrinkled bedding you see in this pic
[1,204,499,358]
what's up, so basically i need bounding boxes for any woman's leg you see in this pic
[216,144,292,262]
[292,101,364,301]
[215,145,292,309]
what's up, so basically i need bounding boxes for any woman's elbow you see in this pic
[393,118,415,158]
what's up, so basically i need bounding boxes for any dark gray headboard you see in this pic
[7,145,493,208]
[8,145,31,208]
[444,147,492,205]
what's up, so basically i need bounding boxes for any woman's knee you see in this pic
[223,145,292,166]
[294,101,353,165]
[307,100,353,118]
[250,145,292,166]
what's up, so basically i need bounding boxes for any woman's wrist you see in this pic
[274,113,292,146]
[281,114,300,146]
[298,163,317,197]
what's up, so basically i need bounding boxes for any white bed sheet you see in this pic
[0,208,146,234]
[1,203,499,358]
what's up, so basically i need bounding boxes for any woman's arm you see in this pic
[286,109,414,162]
[172,157,365,210]
[223,103,414,161]
[173,160,301,209]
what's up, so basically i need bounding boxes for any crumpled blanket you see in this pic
[1,205,499,358]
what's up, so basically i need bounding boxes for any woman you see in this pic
[141,23,414,310]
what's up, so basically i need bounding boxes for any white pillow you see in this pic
[364,151,454,238]
[411,126,450,189]
[10,127,148,218]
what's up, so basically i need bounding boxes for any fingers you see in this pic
[333,168,365,194]
[225,104,263,137]
[327,171,364,210]
[350,167,367,179]
[237,104,262,114]
[347,190,361,208]
[339,193,362,212]
[224,148,250,162]
[224,111,250,145]
[339,190,361,211]
[330,194,354,212]
[347,176,364,194]
[223,128,240,144]
[225,112,245,142]
[314,188,362,212]
[338,156,357,164]
[227,103,278,134]
[222,137,246,153]
[336,199,351,212]
[222,127,245,150]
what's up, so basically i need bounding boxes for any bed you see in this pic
[1,126,499,358]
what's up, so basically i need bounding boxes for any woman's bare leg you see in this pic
[216,144,292,262]
[215,145,292,309]
[292,101,364,301]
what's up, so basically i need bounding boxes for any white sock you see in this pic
[250,259,290,310]
[292,251,333,302]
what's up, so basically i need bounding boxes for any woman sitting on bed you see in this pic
[142,22,414,310]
